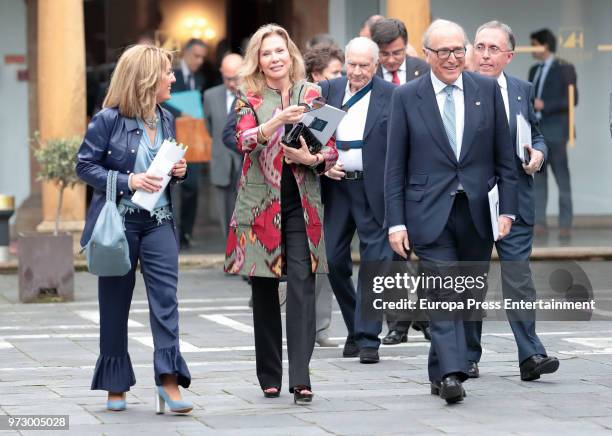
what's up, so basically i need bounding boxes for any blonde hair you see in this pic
[240,24,305,96]
[103,44,173,119]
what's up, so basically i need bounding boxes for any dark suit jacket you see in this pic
[385,71,518,245]
[376,56,430,84]
[222,108,239,154]
[505,73,548,225]
[528,58,578,143]
[320,75,396,226]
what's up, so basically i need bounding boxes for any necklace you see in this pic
[143,115,158,129]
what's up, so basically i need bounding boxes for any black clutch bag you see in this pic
[281,122,323,154]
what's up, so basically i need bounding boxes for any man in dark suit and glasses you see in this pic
[371,18,430,86]
[320,37,397,364]
[528,29,578,242]
[370,17,431,345]
[170,38,208,249]
[385,19,518,403]
[471,20,559,382]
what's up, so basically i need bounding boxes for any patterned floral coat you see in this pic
[224,81,338,278]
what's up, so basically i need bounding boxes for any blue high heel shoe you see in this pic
[106,393,126,411]
[155,385,193,414]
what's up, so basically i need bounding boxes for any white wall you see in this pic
[0,0,30,214]
[430,0,612,216]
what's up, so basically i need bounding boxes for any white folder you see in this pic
[488,184,500,241]
[516,113,532,163]
[131,139,187,212]
[300,104,346,145]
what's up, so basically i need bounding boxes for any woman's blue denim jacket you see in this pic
[76,105,186,248]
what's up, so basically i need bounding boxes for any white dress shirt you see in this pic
[335,80,372,171]
[497,73,510,123]
[382,59,407,85]
[226,89,235,114]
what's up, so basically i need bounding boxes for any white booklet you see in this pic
[516,113,532,163]
[300,104,346,145]
[488,183,500,241]
[131,139,187,212]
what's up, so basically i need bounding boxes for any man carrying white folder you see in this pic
[471,20,559,382]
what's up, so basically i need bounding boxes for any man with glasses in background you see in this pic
[385,19,517,403]
[470,20,559,382]
[371,18,430,86]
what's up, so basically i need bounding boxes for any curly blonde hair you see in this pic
[103,44,173,119]
[240,24,305,96]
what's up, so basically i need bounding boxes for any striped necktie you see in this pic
[442,85,457,158]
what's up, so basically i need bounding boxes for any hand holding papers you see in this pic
[131,139,187,212]
[516,113,532,164]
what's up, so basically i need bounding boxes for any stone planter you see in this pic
[18,232,74,303]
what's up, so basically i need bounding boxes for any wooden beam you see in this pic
[386,0,430,57]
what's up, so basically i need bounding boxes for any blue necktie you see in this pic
[442,85,457,158]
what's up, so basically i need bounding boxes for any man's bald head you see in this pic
[359,14,384,38]
[220,53,243,93]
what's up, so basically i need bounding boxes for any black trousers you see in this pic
[251,163,316,392]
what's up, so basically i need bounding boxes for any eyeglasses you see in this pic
[298,96,327,112]
[474,44,513,56]
[425,46,466,60]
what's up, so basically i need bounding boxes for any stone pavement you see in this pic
[1,267,612,435]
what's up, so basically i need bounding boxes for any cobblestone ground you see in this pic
[1,265,612,435]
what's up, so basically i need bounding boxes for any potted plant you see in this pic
[18,135,82,303]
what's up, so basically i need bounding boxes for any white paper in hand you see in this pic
[516,113,532,163]
[488,184,500,241]
[131,139,187,212]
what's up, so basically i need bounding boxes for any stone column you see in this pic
[36,0,86,234]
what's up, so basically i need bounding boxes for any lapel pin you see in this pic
[415,71,420,76]
[518,96,522,101]
[475,101,481,106]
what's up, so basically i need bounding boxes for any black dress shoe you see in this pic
[439,375,466,404]
[359,347,379,364]
[412,321,431,341]
[520,355,560,381]
[342,336,359,358]
[382,329,407,345]
[467,361,480,378]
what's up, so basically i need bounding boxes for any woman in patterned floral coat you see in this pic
[224,24,338,404]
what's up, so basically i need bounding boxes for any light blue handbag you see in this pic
[84,170,131,276]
